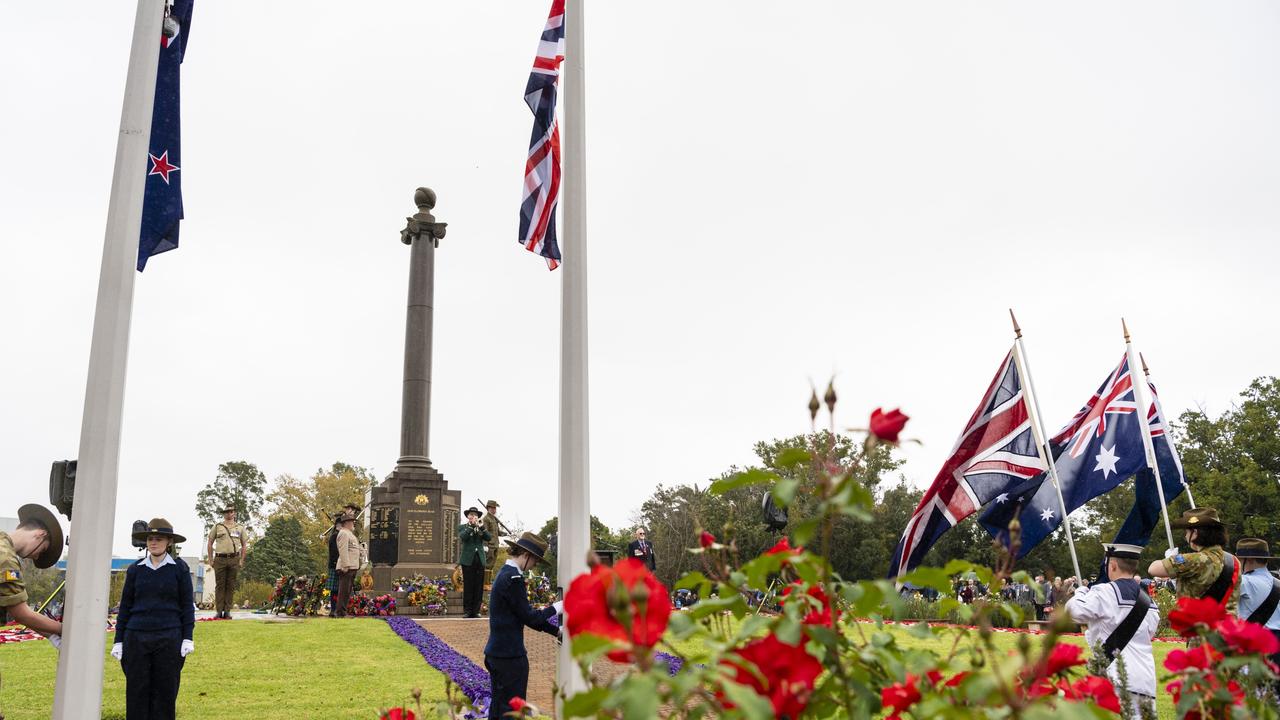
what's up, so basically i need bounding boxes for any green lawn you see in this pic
[0,618,448,720]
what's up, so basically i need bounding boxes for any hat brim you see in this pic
[1236,552,1278,561]
[504,538,548,563]
[1170,518,1223,529]
[131,530,187,544]
[17,504,63,569]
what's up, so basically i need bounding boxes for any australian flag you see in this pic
[980,354,1149,557]
[138,0,193,271]
[1110,380,1188,547]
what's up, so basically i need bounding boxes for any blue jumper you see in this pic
[114,556,195,643]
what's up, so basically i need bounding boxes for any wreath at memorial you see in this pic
[525,571,557,610]
[396,574,452,616]
[347,592,397,617]
[269,575,328,616]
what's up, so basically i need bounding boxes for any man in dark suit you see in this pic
[484,532,561,720]
[626,528,656,572]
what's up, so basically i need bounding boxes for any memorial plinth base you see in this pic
[369,465,461,595]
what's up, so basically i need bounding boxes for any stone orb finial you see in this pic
[414,187,437,211]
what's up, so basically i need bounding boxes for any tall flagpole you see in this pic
[52,1,163,717]
[1139,352,1196,510]
[557,0,591,704]
[1124,321,1179,552]
[1009,310,1083,581]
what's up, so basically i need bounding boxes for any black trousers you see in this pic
[121,628,185,720]
[484,654,528,720]
[463,559,485,617]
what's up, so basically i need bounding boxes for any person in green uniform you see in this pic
[1,504,64,720]
[458,507,491,618]
[1148,507,1240,615]
[482,500,501,588]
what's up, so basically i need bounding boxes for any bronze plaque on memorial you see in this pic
[398,487,442,563]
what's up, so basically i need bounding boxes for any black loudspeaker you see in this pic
[131,520,150,550]
[762,492,788,531]
[49,460,77,518]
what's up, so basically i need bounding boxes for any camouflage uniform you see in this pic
[0,531,28,720]
[1161,545,1240,616]
[482,506,501,587]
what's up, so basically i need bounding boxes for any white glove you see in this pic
[48,634,61,650]
[553,600,564,614]
[1164,547,1180,559]
[111,642,123,660]
[180,639,195,657]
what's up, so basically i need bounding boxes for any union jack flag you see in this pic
[518,0,565,270]
[888,348,1046,579]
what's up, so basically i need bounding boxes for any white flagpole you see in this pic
[1009,311,1083,581]
[557,0,591,705]
[1123,321,1179,551]
[1138,352,1196,510]
[52,1,163,717]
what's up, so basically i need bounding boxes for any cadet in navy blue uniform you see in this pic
[483,532,562,720]
[112,518,195,720]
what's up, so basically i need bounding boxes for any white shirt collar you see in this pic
[505,558,523,577]
[139,553,176,570]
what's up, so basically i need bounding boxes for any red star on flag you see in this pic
[148,150,180,184]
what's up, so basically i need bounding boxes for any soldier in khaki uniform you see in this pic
[1,505,64,720]
[205,506,246,619]
[1148,507,1240,615]
[482,500,502,588]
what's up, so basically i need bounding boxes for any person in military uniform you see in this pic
[482,500,501,588]
[1148,507,1240,615]
[333,511,362,618]
[1234,538,1280,670]
[1,504,64,718]
[1066,543,1160,717]
[205,506,246,619]
[459,507,491,618]
[326,503,361,616]
[484,532,561,720]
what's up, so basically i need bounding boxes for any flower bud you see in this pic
[823,379,837,414]
[808,388,820,422]
[700,531,716,549]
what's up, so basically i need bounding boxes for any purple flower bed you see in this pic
[654,651,685,676]
[385,616,490,717]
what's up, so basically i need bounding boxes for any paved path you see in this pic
[411,618,631,717]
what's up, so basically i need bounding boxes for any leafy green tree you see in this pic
[535,515,619,586]
[1172,376,1280,549]
[266,462,377,571]
[243,516,317,583]
[195,461,268,531]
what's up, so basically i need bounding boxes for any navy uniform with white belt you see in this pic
[1234,538,1280,669]
[1066,543,1160,717]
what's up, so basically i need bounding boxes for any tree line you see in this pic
[197,375,1278,592]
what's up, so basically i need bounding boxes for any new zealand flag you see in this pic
[138,0,193,271]
[980,355,1149,557]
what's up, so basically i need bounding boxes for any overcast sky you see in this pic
[3,2,1278,559]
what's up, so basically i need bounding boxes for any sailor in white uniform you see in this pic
[1066,543,1161,717]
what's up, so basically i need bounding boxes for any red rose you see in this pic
[1164,644,1222,673]
[565,558,672,663]
[721,634,823,718]
[1063,675,1121,714]
[699,531,716,549]
[781,582,838,627]
[943,671,970,688]
[765,537,801,559]
[381,709,415,720]
[1043,643,1086,677]
[869,408,910,444]
[508,696,527,713]
[1217,616,1280,656]
[880,675,922,719]
[1168,596,1228,637]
